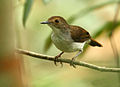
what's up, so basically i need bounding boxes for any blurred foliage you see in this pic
[23,0,33,27]
[93,21,120,38]
[42,0,52,4]
[23,0,52,27]
[67,0,118,24]
[43,32,52,52]
[32,72,93,87]
[107,21,120,37]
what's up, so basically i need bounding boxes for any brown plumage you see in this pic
[42,16,103,47]
[69,25,102,47]
[70,25,91,42]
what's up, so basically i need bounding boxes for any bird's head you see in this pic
[41,16,69,32]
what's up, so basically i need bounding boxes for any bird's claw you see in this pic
[70,58,76,68]
[60,61,63,67]
[54,56,63,67]
[54,56,58,66]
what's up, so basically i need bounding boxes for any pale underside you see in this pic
[51,32,87,52]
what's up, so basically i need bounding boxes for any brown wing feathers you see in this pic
[70,25,91,42]
[70,25,102,47]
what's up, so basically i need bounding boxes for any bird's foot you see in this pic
[54,52,64,67]
[54,56,61,65]
[70,58,76,68]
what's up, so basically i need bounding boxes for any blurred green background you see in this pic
[15,0,120,87]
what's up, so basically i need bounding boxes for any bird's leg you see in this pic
[54,52,64,66]
[70,50,82,68]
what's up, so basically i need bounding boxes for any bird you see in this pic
[41,16,102,67]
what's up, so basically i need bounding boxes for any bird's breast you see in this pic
[51,33,85,52]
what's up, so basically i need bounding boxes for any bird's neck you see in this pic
[49,25,73,41]
[49,25,70,35]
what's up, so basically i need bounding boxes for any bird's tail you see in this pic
[89,38,102,47]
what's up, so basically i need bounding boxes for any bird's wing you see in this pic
[70,25,91,42]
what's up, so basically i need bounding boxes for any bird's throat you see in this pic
[49,25,71,39]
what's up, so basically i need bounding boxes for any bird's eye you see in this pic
[86,32,89,35]
[55,19,59,23]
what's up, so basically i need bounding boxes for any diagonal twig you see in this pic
[16,49,120,73]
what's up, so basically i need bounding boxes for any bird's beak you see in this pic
[40,21,50,24]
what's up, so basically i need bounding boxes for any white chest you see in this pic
[51,33,86,52]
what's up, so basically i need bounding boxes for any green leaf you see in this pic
[23,0,34,27]
[92,21,120,38]
[106,21,120,37]
[42,0,52,4]
[92,22,111,38]
[67,0,118,24]
[43,33,52,52]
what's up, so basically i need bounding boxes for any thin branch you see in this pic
[16,49,120,73]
